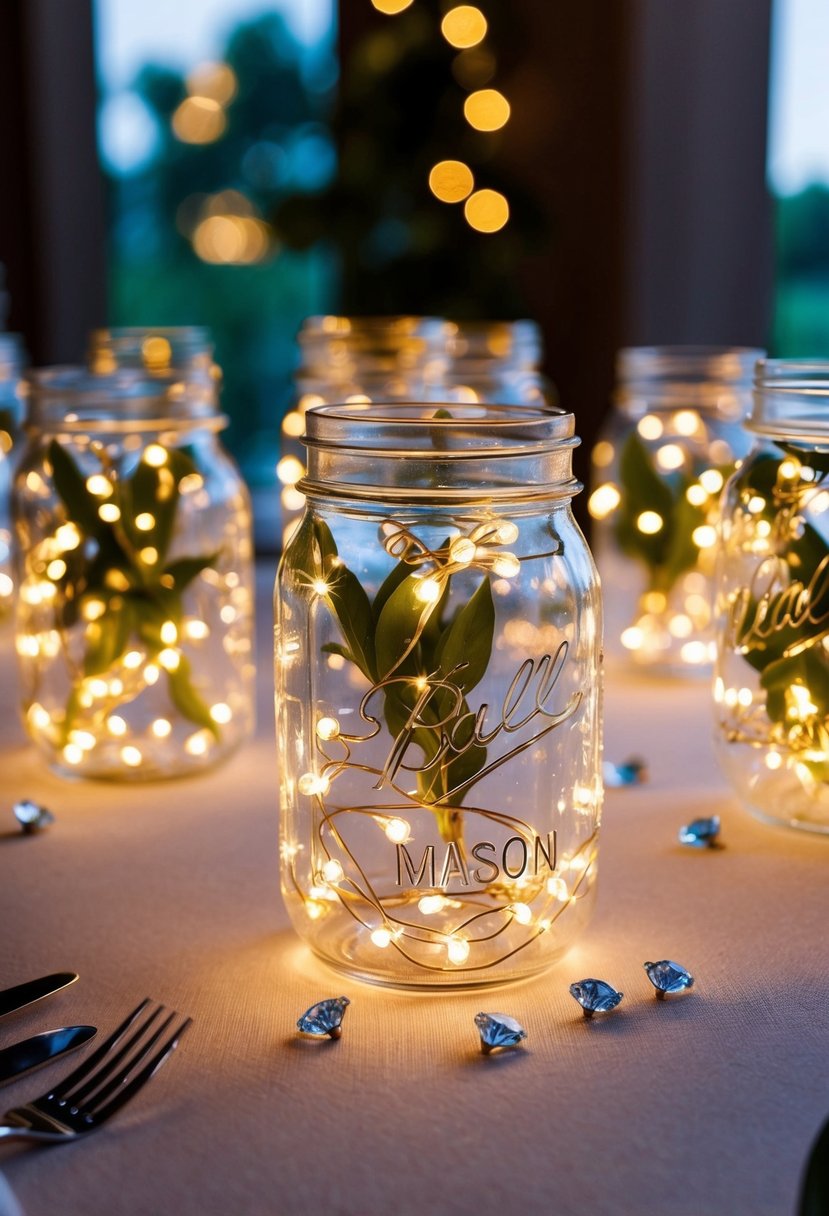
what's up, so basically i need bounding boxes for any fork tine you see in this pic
[74,1009,176,1111]
[61,1005,167,1106]
[49,998,152,1100]
[87,1016,192,1126]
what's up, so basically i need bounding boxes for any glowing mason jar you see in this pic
[279,317,448,547]
[442,319,554,407]
[714,360,829,833]
[14,367,254,780]
[276,404,602,988]
[590,346,763,674]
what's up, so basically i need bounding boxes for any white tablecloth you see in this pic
[1,565,827,1216]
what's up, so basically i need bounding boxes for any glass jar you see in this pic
[278,316,448,546]
[443,319,553,406]
[589,346,763,674]
[13,367,254,780]
[275,403,602,989]
[88,326,216,380]
[0,334,26,620]
[714,360,829,833]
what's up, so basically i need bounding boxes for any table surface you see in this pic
[1,564,827,1216]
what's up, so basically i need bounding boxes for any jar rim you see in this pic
[300,402,580,503]
[749,358,829,439]
[25,365,223,431]
[618,345,764,383]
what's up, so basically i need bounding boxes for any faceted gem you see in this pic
[569,979,624,1017]
[644,960,694,998]
[678,815,720,848]
[13,800,55,834]
[475,1011,527,1055]
[603,756,647,788]
[296,996,350,1039]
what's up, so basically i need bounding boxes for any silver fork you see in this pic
[0,998,192,1144]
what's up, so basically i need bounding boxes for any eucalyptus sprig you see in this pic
[289,514,496,844]
[614,430,726,596]
[43,440,220,742]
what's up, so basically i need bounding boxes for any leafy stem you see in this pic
[290,514,498,844]
[42,440,220,742]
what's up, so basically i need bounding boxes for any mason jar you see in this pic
[88,326,216,380]
[443,319,553,407]
[275,403,602,988]
[0,334,26,620]
[590,346,763,673]
[278,316,448,546]
[714,360,829,833]
[14,367,254,780]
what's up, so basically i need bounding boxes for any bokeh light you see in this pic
[464,188,509,233]
[371,0,415,11]
[171,96,226,144]
[185,62,237,106]
[428,159,474,203]
[441,6,488,49]
[463,88,510,131]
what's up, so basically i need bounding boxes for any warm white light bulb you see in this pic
[322,859,344,883]
[316,716,340,741]
[383,817,410,844]
[447,937,470,965]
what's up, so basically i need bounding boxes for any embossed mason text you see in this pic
[396,832,557,888]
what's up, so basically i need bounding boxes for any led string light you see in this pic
[282,514,599,970]
[18,440,249,773]
[719,455,829,789]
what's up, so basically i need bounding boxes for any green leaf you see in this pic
[321,641,356,663]
[325,563,377,682]
[167,654,220,738]
[372,558,412,624]
[658,491,706,592]
[375,571,434,680]
[761,650,829,726]
[82,597,133,677]
[434,577,494,695]
[48,439,104,536]
[441,704,488,804]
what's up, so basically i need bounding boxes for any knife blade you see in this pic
[0,973,79,1018]
[0,1025,96,1084]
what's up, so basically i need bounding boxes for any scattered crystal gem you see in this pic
[474,1012,527,1055]
[679,815,721,848]
[296,996,350,1039]
[13,800,55,834]
[603,756,647,788]
[644,960,694,998]
[569,979,624,1018]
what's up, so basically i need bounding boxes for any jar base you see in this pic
[716,740,829,835]
[293,887,595,991]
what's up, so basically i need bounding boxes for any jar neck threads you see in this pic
[301,402,580,503]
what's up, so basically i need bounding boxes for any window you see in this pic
[768,0,829,354]
[93,0,338,541]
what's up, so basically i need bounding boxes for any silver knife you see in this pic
[0,973,79,1018]
[0,1025,96,1084]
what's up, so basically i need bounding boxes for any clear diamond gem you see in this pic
[569,979,623,1017]
[296,996,350,1038]
[603,756,647,787]
[475,1012,527,1055]
[13,800,55,834]
[644,960,694,997]
[678,815,720,848]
